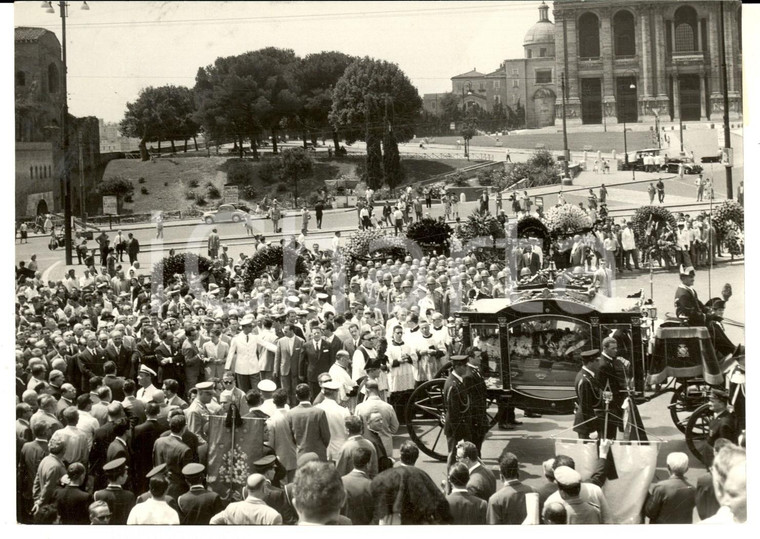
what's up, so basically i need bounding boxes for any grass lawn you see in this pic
[432,130,655,153]
[102,154,485,214]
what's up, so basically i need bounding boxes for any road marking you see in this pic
[42,260,62,283]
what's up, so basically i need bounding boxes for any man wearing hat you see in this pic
[185,381,216,450]
[573,350,603,439]
[94,457,136,525]
[707,388,738,448]
[252,455,298,524]
[225,314,278,393]
[550,466,601,524]
[674,264,709,326]
[207,228,220,259]
[153,413,193,499]
[177,463,223,525]
[315,380,351,461]
[443,355,475,465]
[136,365,159,402]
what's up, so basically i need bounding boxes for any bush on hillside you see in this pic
[225,160,256,185]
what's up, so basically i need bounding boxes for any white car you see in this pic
[201,204,247,224]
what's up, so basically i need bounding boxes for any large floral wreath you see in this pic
[629,205,678,254]
[341,228,408,268]
[406,218,453,250]
[543,204,592,236]
[151,252,223,290]
[713,200,744,255]
[241,245,308,291]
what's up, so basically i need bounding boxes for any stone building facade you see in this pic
[423,1,742,129]
[553,0,742,126]
[15,27,100,219]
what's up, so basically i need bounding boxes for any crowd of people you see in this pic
[14,174,746,524]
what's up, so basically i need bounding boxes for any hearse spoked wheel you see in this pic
[404,379,448,462]
[685,402,715,466]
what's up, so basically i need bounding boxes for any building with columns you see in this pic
[553,0,742,127]
[423,1,742,129]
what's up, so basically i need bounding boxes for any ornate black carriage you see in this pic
[404,282,743,464]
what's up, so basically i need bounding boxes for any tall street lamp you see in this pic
[622,75,636,181]
[461,82,473,159]
[560,72,570,178]
[43,0,90,265]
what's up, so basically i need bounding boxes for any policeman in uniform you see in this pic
[707,387,738,447]
[252,454,298,524]
[177,463,223,525]
[463,349,489,454]
[185,381,214,463]
[444,355,473,466]
[573,350,603,439]
[94,457,136,525]
[135,463,180,512]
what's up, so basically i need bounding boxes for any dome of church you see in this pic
[523,2,555,46]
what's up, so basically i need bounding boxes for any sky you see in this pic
[13,0,546,123]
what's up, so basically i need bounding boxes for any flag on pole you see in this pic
[555,439,660,524]
[206,415,266,503]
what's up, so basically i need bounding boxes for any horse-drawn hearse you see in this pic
[404,269,745,465]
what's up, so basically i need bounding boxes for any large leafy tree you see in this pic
[330,57,422,188]
[382,129,403,191]
[295,51,356,150]
[119,85,197,160]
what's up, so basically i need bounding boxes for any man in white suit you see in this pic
[273,323,305,406]
[225,314,278,392]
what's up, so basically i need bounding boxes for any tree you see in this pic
[280,148,313,206]
[119,85,198,161]
[382,129,403,191]
[460,113,478,160]
[97,176,134,213]
[295,51,356,150]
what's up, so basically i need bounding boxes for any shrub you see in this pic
[225,160,257,185]
[138,177,146,184]
[187,179,199,188]
[241,185,257,199]
[528,149,555,170]
[164,182,168,187]
[207,185,221,199]
[276,183,289,193]
[258,158,282,185]
[185,189,196,200]
[140,186,149,195]
[457,209,506,243]
[194,193,207,206]
[124,194,133,203]
[97,175,134,198]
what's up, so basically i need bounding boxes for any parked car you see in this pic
[201,204,247,224]
[665,157,703,175]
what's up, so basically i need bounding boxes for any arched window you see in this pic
[16,71,25,86]
[33,166,38,179]
[674,6,698,52]
[578,12,601,58]
[29,166,33,179]
[613,10,636,56]
[48,63,59,93]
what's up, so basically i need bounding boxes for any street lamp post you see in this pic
[461,83,473,160]
[623,75,636,181]
[560,72,570,178]
[44,0,89,265]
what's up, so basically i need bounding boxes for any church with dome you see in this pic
[424,0,742,129]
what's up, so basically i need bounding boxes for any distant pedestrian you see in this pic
[301,206,311,232]
[393,206,404,236]
[19,222,28,244]
[695,174,705,201]
[505,149,511,163]
[413,197,423,221]
[424,188,432,209]
[587,189,597,210]
[270,201,281,233]
[383,201,393,227]
[656,179,665,203]
[738,181,744,207]
[155,212,164,239]
[599,184,607,204]
[360,205,371,230]
[44,215,53,234]
[244,212,254,236]
[603,159,610,174]
[648,183,656,204]
[315,199,324,229]
[126,233,140,264]
[452,193,460,218]
[207,228,220,258]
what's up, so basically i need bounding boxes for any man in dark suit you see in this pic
[342,323,361,357]
[152,413,193,499]
[464,353,489,455]
[286,384,331,460]
[644,451,695,524]
[102,361,125,402]
[133,326,160,379]
[340,446,375,524]
[573,350,603,439]
[181,327,205,389]
[90,402,127,491]
[321,322,344,368]
[54,462,91,525]
[106,418,134,492]
[126,233,140,264]
[77,334,106,394]
[156,334,186,394]
[274,324,305,407]
[131,402,167,495]
[177,463,223,525]
[517,246,541,276]
[105,331,132,379]
[300,327,334,399]
[446,462,487,525]
[456,440,496,502]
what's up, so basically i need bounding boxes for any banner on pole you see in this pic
[206,415,266,503]
[102,196,118,215]
[554,439,660,524]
